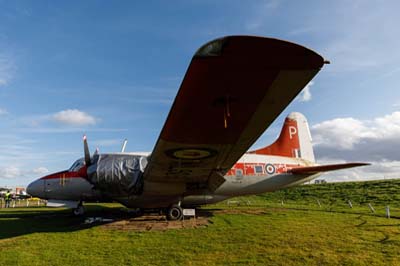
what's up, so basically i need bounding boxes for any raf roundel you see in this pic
[166,148,217,160]
[265,163,276,174]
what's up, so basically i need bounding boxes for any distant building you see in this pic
[314,179,327,184]
[16,187,26,195]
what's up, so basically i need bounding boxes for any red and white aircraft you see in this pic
[27,36,368,219]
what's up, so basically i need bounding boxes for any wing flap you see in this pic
[289,163,370,174]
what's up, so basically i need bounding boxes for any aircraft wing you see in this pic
[289,163,370,175]
[143,36,325,195]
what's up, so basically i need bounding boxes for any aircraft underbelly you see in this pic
[117,173,320,208]
[44,177,99,200]
[215,173,320,196]
[117,194,229,208]
[182,195,229,206]
[119,195,180,209]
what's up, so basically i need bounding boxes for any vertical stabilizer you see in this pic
[249,112,315,163]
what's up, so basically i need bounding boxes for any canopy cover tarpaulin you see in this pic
[87,154,145,196]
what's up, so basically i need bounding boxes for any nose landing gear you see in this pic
[166,204,183,221]
[73,202,85,216]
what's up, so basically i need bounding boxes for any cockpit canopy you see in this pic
[69,158,85,172]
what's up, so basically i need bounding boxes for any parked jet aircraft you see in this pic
[27,36,368,220]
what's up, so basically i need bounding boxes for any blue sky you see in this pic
[1,1,400,187]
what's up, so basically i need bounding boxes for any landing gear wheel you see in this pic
[166,204,183,221]
[73,204,85,216]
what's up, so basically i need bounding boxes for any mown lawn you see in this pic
[0,204,399,266]
[1,179,400,266]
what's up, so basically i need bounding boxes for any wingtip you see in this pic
[289,162,371,175]
[350,162,371,167]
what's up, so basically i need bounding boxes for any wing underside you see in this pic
[143,36,325,195]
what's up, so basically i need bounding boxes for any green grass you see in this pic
[1,179,400,265]
[258,178,400,207]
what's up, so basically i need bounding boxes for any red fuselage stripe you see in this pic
[41,171,84,180]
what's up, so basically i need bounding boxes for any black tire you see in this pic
[73,204,85,216]
[166,205,183,221]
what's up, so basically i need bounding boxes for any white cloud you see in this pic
[52,109,97,126]
[287,26,318,37]
[0,108,8,115]
[311,112,400,182]
[315,158,400,183]
[312,111,400,151]
[17,127,126,134]
[244,0,281,31]
[0,78,7,87]
[298,81,313,102]
[0,165,51,180]
[312,117,371,150]
[317,3,400,73]
[92,139,122,147]
[32,167,49,175]
[0,166,22,179]
[239,2,400,74]
[0,53,15,87]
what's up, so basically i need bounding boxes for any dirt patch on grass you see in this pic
[101,209,212,231]
[99,208,276,231]
[102,215,209,231]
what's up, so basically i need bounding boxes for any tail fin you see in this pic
[249,112,315,163]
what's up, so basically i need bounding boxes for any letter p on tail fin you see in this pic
[249,112,315,163]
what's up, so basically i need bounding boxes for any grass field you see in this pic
[1,179,400,265]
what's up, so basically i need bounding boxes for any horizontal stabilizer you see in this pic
[289,163,370,174]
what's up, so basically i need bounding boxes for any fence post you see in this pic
[368,203,375,213]
[347,200,353,208]
[386,206,390,219]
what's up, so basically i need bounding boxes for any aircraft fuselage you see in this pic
[27,152,318,208]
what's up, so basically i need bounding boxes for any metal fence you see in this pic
[0,198,47,208]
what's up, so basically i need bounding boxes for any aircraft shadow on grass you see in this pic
[0,206,217,240]
[0,205,117,240]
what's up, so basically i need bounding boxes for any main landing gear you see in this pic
[125,206,183,220]
[166,204,183,221]
[73,202,85,216]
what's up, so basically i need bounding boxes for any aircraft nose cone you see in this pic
[27,179,45,198]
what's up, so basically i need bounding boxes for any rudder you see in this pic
[249,112,315,163]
